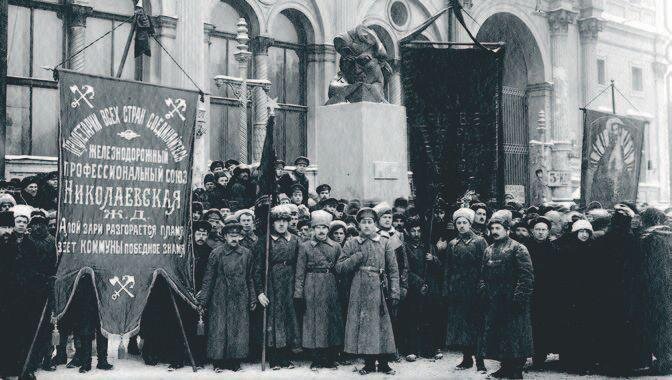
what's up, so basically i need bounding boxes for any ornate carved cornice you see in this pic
[578,17,604,41]
[67,3,93,28]
[547,8,578,35]
[153,15,178,39]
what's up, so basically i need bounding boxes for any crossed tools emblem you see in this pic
[70,85,95,109]
[164,98,187,121]
[109,275,135,300]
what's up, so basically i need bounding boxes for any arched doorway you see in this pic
[477,13,545,203]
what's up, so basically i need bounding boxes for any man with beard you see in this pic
[478,211,534,379]
[594,204,649,375]
[470,203,489,238]
[392,213,405,233]
[639,207,672,375]
[228,165,256,211]
[525,217,559,369]
[254,206,301,370]
[0,211,18,378]
[5,215,58,379]
[335,208,400,375]
[399,218,443,362]
[294,210,344,370]
[443,208,488,373]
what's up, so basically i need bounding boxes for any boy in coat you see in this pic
[335,208,400,375]
[294,210,344,370]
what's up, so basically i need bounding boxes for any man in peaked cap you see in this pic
[234,209,258,251]
[479,212,534,379]
[294,210,344,369]
[316,184,332,203]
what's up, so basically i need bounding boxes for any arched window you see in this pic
[207,0,256,162]
[6,0,65,157]
[268,10,307,162]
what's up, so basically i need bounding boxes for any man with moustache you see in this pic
[470,203,489,238]
[335,208,400,375]
[478,211,534,379]
[294,210,344,370]
[444,208,488,373]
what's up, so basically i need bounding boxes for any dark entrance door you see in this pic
[502,86,529,203]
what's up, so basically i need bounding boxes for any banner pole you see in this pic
[261,201,271,371]
[169,288,198,372]
[611,80,616,114]
[20,300,49,378]
[579,108,590,208]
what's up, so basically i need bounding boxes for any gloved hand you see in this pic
[258,293,270,307]
[293,297,306,313]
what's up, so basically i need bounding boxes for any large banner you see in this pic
[54,70,198,335]
[401,45,504,218]
[580,109,645,208]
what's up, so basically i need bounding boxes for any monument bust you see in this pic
[326,25,392,105]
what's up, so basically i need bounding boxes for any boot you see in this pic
[79,361,92,373]
[96,357,113,370]
[488,363,510,379]
[359,358,376,375]
[476,357,488,373]
[377,360,395,375]
[230,360,241,372]
[456,353,474,369]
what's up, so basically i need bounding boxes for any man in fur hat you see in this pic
[294,210,344,370]
[0,193,16,212]
[478,213,534,379]
[254,206,301,369]
[335,207,400,375]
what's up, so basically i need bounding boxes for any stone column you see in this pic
[251,36,274,162]
[234,19,252,163]
[67,1,93,72]
[578,17,603,104]
[547,7,578,201]
[388,59,402,105]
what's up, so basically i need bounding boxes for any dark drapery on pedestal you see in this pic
[401,45,504,218]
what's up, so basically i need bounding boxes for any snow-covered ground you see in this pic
[36,352,662,380]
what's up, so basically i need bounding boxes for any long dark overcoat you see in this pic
[640,225,672,369]
[294,238,344,349]
[525,238,560,355]
[254,233,300,349]
[477,237,534,360]
[198,243,255,360]
[335,234,399,355]
[444,230,487,348]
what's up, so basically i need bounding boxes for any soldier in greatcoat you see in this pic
[254,205,301,370]
[294,210,344,370]
[443,208,488,373]
[197,222,256,372]
[478,212,534,379]
[335,207,400,375]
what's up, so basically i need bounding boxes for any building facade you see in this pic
[3,0,671,205]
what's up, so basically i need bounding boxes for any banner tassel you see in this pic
[197,313,205,336]
[51,317,60,347]
[118,335,127,359]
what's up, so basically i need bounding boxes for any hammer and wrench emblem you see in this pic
[164,98,187,121]
[109,275,135,300]
[70,85,95,109]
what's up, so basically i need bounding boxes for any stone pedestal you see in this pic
[315,102,410,202]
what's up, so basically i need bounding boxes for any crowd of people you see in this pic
[1,157,672,380]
